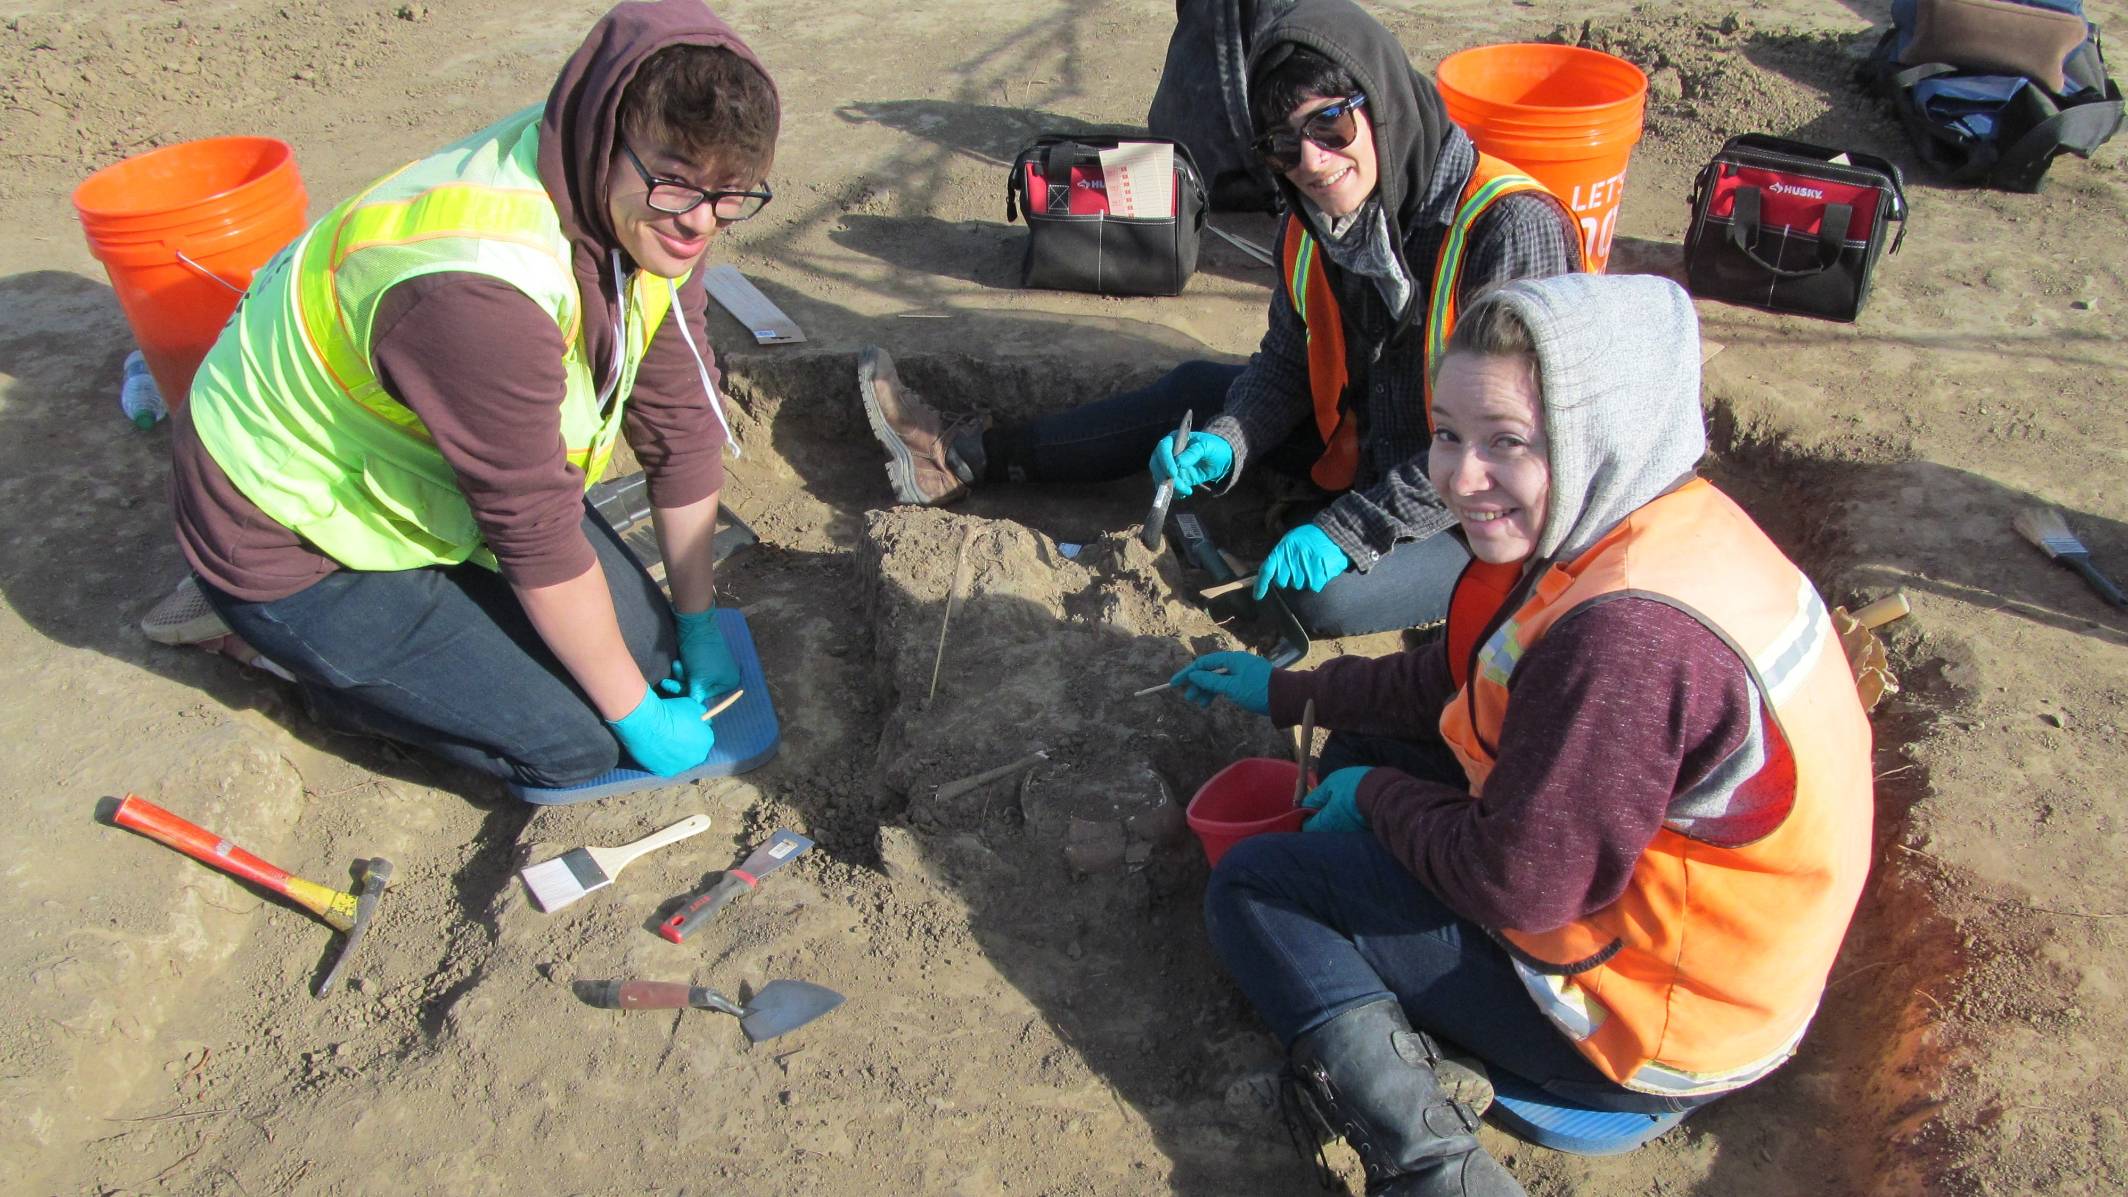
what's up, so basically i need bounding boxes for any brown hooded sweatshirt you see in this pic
[171,0,777,601]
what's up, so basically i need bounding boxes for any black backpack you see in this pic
[1863,0,2124,191]
[1146,0,1295,212]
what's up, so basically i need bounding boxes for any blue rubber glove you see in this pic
[1300,767,1372,833]
[608,685,714,777]
[660,607,742,705]
[1168,650,1273,714]
[1255,523,1351,598]
[1148,430,1236,498]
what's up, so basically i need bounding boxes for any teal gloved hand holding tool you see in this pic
[1168,650,1273,714]
[1301,767,1372,833]
[609,685,713,776]
[1149,426,1235,498]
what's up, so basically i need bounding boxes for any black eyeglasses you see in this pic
[622,143,773,221]
[1252,93,1369,173]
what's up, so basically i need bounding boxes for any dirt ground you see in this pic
[4,0,2126,1193]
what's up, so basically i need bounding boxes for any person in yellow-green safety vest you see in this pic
[859,0,1583,640]
[155,0,777,790]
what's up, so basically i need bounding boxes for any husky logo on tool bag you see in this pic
[1769,181,1826,199]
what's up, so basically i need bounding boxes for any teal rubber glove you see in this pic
[1255,523,1351,598]
[1148,430,1235,498]
[661,607,742,705]
[608,685,714,777]
[1168,650,1273,714]
[1300,767,1372,833]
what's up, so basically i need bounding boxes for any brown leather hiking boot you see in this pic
[858,347,980,506]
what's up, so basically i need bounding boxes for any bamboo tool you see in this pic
[698,688,744,722]
[1199,573,1259,601]
[520,814,711,913]
[1134,665,1230,698]
[110,794,390,996]
[1291,699,1316,807]
[2015,506,2128,609]
[1139,409,1194,551]
[928,523,979,704]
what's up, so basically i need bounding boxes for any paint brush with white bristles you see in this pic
[521,813,711,913]
[2015,506,2127,609]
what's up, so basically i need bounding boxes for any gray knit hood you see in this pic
[1464,274,1706,564]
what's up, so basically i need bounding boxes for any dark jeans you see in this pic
[989,360,1468,637]
[197,506,675,787]
[1203,730,1723,1117]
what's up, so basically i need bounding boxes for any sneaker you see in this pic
[857,347,980,506]
[141,575,230,645]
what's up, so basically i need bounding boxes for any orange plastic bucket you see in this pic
[1436,44,1647,272]
[1186,758,1310,867]
[73,138,308,407]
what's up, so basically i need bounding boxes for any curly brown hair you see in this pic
[619,44,778,183]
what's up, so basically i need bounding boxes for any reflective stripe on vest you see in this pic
[1280,154,1579,490]
[188,105,677,572]
[1436,479,1875,1093]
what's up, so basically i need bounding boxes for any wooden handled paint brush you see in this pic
[2015,506,2127,609]
[521,813,711,912]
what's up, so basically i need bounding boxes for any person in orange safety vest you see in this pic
[856,0,1583,641]
[1175,273,1874,1196]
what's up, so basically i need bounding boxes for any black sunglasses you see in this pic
[1252,93,1369,173]
[622,143,773,221]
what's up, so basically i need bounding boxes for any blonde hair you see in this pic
[1432,290,1536,380]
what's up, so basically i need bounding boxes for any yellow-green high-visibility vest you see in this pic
[188,104,679,572]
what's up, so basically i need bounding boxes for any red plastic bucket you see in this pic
[1186,758,1309,867]
[73,138,308,408]
[1436,44,1647,272]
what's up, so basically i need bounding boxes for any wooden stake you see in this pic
[1292,698,1316,807]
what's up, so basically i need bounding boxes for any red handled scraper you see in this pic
[659,828,813,943]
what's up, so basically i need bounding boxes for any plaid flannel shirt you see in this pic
[1202,129,1582,570]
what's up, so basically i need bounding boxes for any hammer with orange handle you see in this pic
[112,794,390,996]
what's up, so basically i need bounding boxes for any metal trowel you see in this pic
[573,979,845,1042]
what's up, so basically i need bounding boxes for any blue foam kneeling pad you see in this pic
[1487,1070,1689,1157]
[508,607,780,805]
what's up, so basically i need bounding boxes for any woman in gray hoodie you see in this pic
[1179,274,1874,1194]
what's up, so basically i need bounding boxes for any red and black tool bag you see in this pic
[1684,134,1909,322]
[1005,133,1207,297]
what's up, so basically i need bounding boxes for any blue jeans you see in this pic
[197,505,675,788]
[988,361,1469,637]
[1203,733,1721,1116]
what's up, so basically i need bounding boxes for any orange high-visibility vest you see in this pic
[1437,478,1875,1093]
[1280,154,1581,491]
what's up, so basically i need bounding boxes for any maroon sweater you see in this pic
[1267,598,1784,934]
[172,271,726,602]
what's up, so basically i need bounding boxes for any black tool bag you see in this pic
[1862,0,2123,191]
[1005,133,1208,297]
[1683,134,1909,322]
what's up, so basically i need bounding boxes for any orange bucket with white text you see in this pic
[1436,44,1647,272]
[73,137,308,407]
